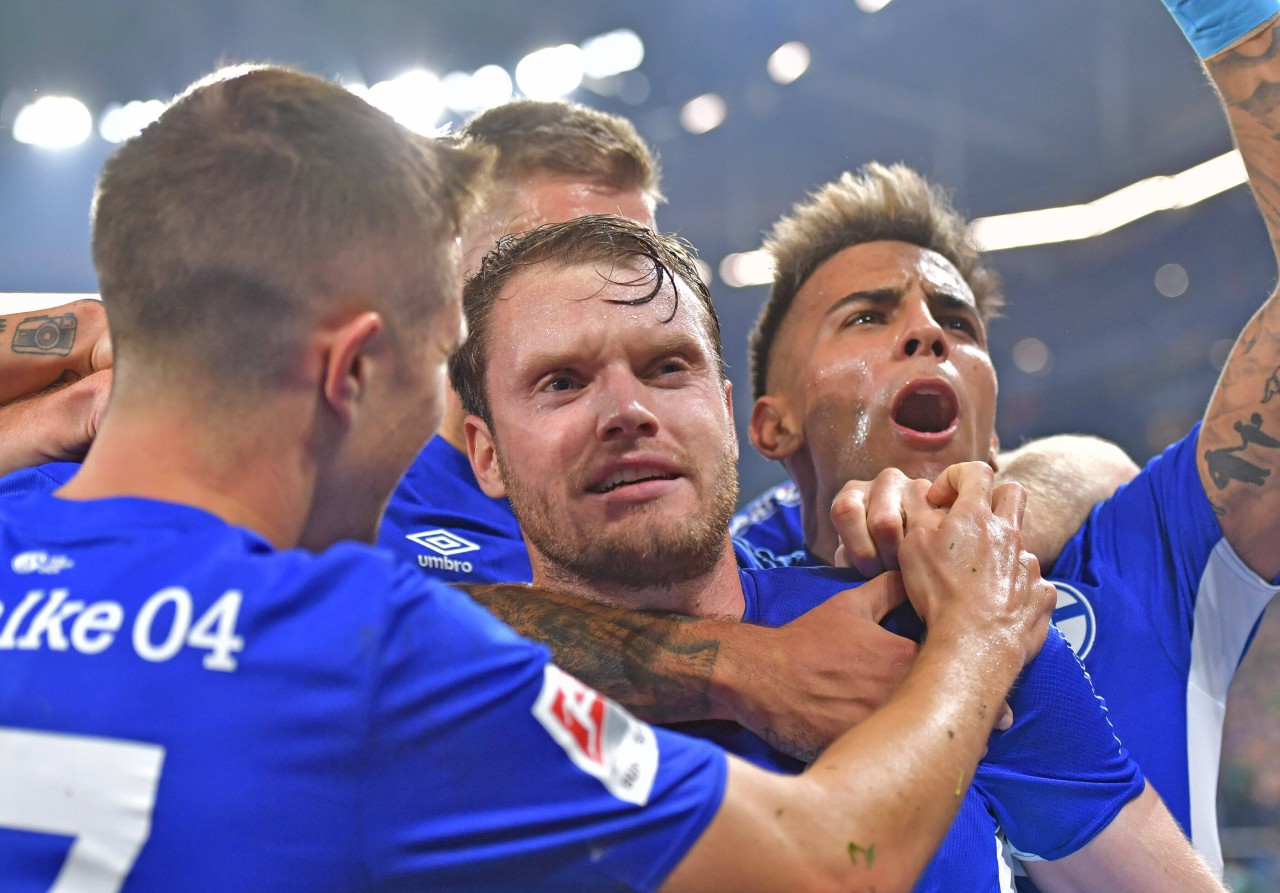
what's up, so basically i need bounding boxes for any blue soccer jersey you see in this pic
[729,480,807,567]
[1049,424,1280,876]
[378,434,534,584]
[0,461,79,499]
[678,565,1143,892]
[0,493,727,892]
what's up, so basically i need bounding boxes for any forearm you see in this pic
[1194,15,1280,577]
[995,434,1138,568]
[667,631,1021,893]
[465,583,741,724]
[0,301,110,404]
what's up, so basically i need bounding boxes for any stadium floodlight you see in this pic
[515,44,584,99]
[855,0,896,12]
[367,70,444,135]
[582,29,645,79]
[99,100,168,144]
[680,93,727,135]
[13,96,93,148]
[718,249,775,288]
[767,42,811,85]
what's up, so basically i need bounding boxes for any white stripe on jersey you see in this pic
[1186,539,1280,877]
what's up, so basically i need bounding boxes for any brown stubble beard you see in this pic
[497,438,740,593]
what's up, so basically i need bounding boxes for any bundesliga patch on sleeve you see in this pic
[531,664,658,806]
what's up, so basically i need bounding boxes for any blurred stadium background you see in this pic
[1,1,1276,887]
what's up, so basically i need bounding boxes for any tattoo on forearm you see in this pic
[8,313,77,357]
[464,583,720,723]
[1205,412,1280,489]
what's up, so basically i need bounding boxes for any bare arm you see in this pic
[995,434,1138,568]
[0,370,112,477]
[467,575,917,761]
[1027,784,1224,893]
[664,464,1055,893]
[1197,16,1280,580]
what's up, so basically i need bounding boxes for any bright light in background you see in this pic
[1012,337,1052,375]
[1154,262,1189,297]
[13,96,92,148]
[680,93,727,135]
[691,258,713,286]
[516,44,584,99]
[719,249,774,288]
[969,150,1247,251]
[99,99,167,143]
[582,29,645,79]
[855,0,896,12]
[367,70,444,135]
[0,293,99,314]
[768,41,811,84]
[443,65,513,112]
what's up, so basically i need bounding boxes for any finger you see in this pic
[991,481,1027,528]
[995,702,1013,732]
[927,461,994,514]
[866,470,910,572]
[831,484,884,577]
[840,571,908,622]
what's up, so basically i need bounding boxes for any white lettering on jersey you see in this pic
[531,664,658,806]
[11,550,75,575]
[0,587,243,671]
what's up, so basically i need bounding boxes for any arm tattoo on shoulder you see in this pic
[1205,412,1280,489]
[464,583,721,724]
[9,313,77,357]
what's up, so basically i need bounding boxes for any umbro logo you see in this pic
[406,529,481,557]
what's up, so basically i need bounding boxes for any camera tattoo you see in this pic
[9,312,77,357]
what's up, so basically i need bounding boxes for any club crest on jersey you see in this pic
[532,664,658,806]
[406,529,481,556]
[1051,580,1096,659]
[9,551,74,575]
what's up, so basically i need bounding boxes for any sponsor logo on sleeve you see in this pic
[1051,580,1096,659]
[10,551,75,575]
[531,664,658,806]
[406,529,479,575]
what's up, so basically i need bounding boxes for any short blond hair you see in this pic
[749,162,1003,399]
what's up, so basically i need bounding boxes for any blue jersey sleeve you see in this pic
[729,481,807,566]
[0,461,79,499]
[362,571,727,892]
[975,627,1144,862]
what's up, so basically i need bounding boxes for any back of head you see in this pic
[458,99,662,205]
[450,213,721,429]
[749,162,1003,400]
[92,64,487,398]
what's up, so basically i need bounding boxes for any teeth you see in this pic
[593,467,675,493]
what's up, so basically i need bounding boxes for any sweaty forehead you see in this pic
[798,240,973,309]
[509,176,656,231]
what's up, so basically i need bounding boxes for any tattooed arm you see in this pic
[0,299,112,404]
[466,573,916,760]
[1198,15,1280,580]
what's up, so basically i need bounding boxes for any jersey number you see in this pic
[0,727,165,892]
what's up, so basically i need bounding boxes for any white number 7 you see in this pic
[0,727,165,893]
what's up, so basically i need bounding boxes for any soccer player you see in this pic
[449,212,1223,891]
[378,99,659,584]
[0,63,1057,893]
[735,0,1280,876]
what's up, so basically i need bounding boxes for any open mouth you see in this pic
[588,467,680,494]
[892,383,958,434]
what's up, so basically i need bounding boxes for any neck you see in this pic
[58,394,316,550]
[531,538,746,620]
[783,452,838,564]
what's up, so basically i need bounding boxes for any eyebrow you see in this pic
[825,285,978,318]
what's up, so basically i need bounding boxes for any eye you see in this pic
[543,374,579,393]
[655,359,688,375]
[942,316,980,338]
[839,309,881,329]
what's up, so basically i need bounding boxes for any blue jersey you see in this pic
[681,565,1143,892]
[383,435,773,582]
[378,435,534,584]
[729,480,807,567]
[0,461,79,499]
[0,493,726,892]
[736,426,1280,876]
[1049,424,1280,876]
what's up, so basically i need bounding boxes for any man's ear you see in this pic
[465,415,507,498]
[321,312,384,422]
[723,379,740,462]
[750,394,803,460]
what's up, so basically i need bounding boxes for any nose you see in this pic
[596,370,660,440]
[897,304,948,361]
